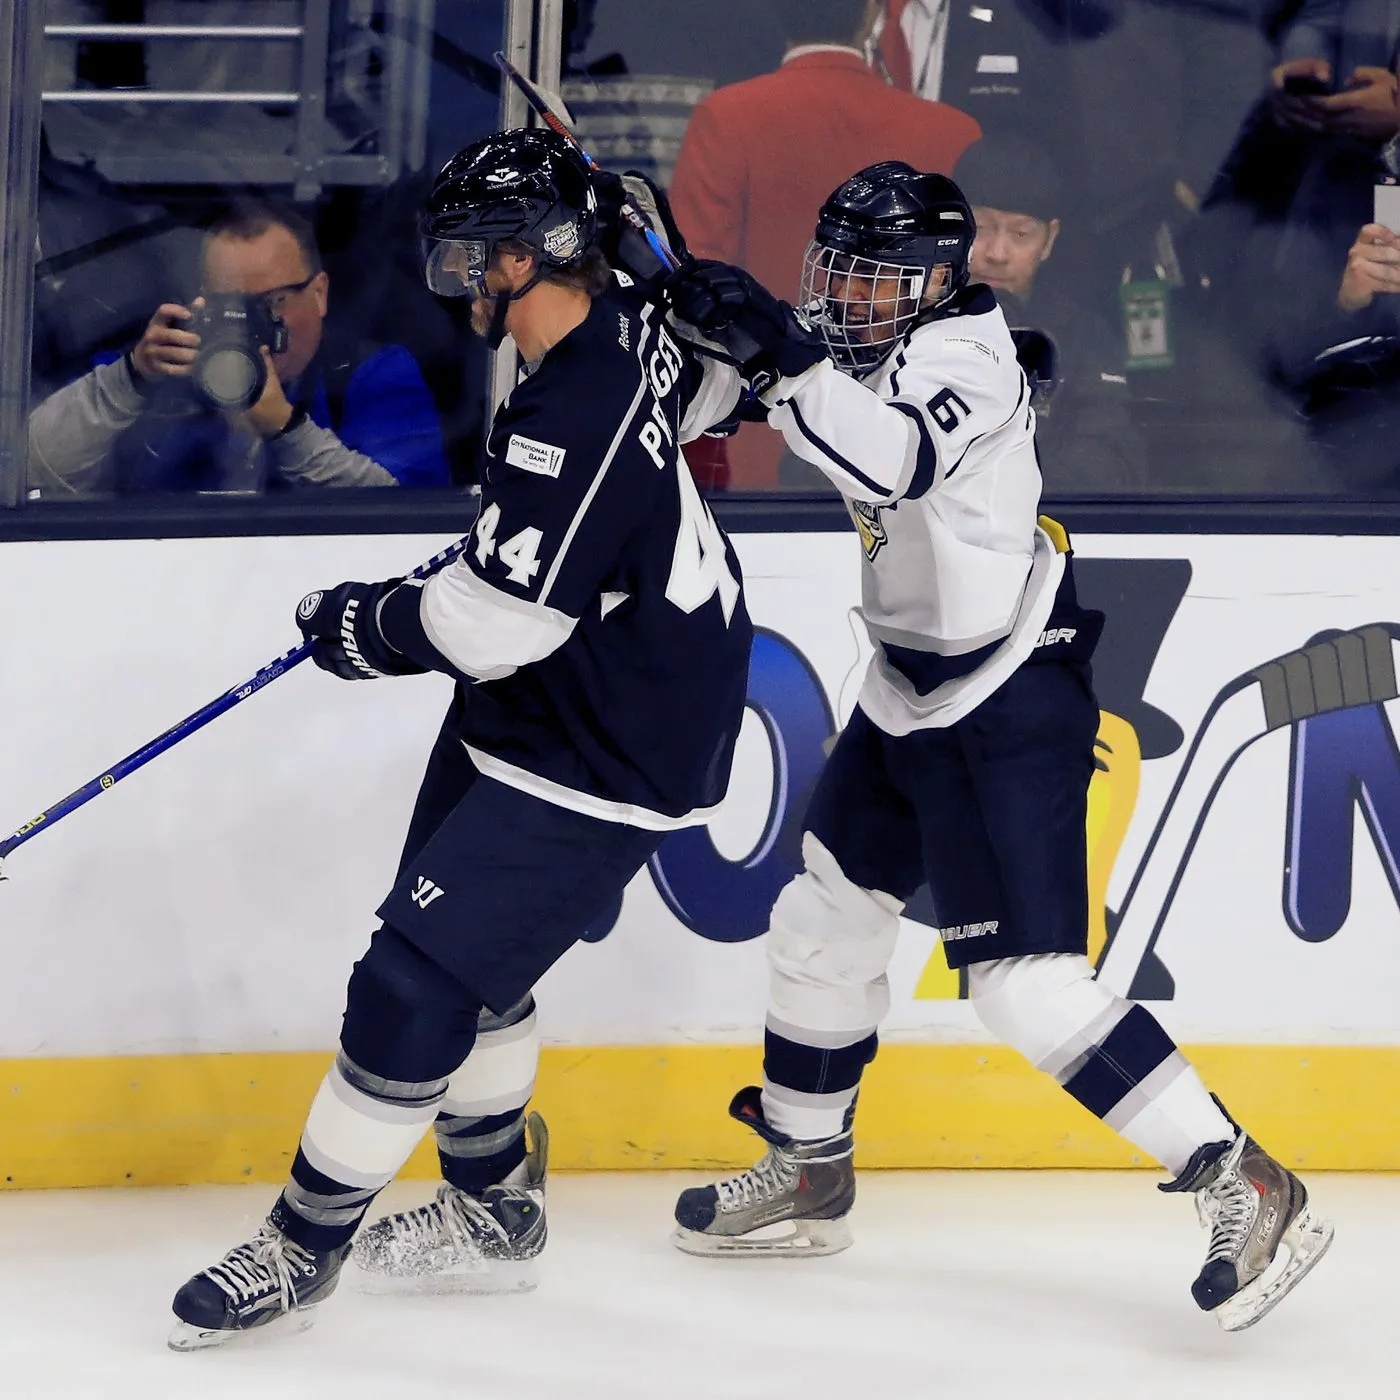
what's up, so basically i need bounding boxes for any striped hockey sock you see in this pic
[435,996,539,1192]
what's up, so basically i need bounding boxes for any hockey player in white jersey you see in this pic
[666,162,1332,1332]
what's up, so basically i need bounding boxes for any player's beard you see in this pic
[469,293,498,339]
[470,289,514,350]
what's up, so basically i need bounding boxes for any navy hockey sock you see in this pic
[761,1024,877,1141]
[274,926,484,1252]
[438,1108,528,1192]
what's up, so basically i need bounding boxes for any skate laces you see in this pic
[204,1227,318,1312]
[715,1148,800,1213]
[385,1186,510,1257]
[1197,1138,1257,1262]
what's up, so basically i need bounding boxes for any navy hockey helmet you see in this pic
[419,127,599,300]
[799,161,977,372]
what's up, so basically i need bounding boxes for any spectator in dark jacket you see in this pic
[954,134,1147,492]
[28,204,450,496]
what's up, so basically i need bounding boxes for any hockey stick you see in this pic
[493,50,682,276]
[492,53,767,378]
[0,535,471,879]
[1095,623,1400,997]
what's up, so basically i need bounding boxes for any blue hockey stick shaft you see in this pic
[0,535,470,871]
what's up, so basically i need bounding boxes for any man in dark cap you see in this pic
[954,134,1147,493]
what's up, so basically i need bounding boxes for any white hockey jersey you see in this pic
[765,285,1073,734]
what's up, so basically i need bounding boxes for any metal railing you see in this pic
[39,1,435,197]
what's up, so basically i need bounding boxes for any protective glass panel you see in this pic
[571,0,1400,496]
[17,0,510,504]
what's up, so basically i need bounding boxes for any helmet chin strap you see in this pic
[483,268,547,351]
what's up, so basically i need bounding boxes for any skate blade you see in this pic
[1213,1205,1335,1334]
[166,1305,319,1352]
[672,1216,853,1258]
[351,1257,539,1297]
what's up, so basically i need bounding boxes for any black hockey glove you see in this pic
[1010,327,1059,411]
[294,580,428,681]
[594,169,690,294]
[669,260,827,383]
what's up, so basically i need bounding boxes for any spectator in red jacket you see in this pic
[669,0,980,489]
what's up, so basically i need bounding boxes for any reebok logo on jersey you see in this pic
[506,434,566,478]
[411,876,446,910]
[1035,627,1078,648]
[617,313,631,350]
[937,921,999,942]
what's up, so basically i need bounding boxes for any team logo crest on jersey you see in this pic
[850,499,888,561]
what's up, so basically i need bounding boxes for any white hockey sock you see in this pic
[1111,1064,1237,1177]
[970,953,1236,1176]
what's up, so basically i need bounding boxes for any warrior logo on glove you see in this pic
[294,580,427,682]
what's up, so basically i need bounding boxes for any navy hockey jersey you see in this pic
[382,281,753,828]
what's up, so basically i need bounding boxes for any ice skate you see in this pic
[1161,1127,1334,1332]
[168,1221,348,1351]
[351,1111,548,1294]
[673,1086,855,1257]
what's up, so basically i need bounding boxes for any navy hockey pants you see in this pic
[376,710,664,1013]
[805,658,1100,971]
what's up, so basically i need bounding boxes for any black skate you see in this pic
[1161,1125,1333,1332]
[168,1221,348,1351]
[351,1111,548,1294]
[673,1086,855,1257]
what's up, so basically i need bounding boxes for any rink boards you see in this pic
[3,530,1400,1184]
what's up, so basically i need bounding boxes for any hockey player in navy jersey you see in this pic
[167,128,752,1349]
[666,162,1332,1331]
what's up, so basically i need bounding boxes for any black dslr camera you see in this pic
[189,294,290,411]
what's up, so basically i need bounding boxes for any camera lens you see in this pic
[196,344,263,410]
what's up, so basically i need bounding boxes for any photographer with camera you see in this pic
[27,204,451,496]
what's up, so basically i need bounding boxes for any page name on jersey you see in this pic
[638,326,685,470]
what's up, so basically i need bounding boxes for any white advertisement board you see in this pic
[3,529,1400,1058]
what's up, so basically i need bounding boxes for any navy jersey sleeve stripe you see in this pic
[788,396,889,497]
[888,400,939,501]
[942,372,1028,484]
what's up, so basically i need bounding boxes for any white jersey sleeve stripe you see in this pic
[419,566,577,681]
[536,372,650,608]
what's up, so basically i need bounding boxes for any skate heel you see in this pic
[167,1303,320,1352]
[1213,1203,1335,1334]
[673,1213,853,1258]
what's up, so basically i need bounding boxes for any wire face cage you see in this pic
[799,241,929,373]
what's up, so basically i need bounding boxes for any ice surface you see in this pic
[0,1170,1388,1399]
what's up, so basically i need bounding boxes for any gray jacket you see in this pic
[27,355,398,496]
